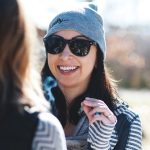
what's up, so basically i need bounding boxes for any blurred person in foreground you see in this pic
[0,0,67,149]
[41,3,142,150]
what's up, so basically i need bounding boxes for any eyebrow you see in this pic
[48,34,94,42]
[71,35,93,41]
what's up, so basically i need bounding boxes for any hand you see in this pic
[81,97,117,125]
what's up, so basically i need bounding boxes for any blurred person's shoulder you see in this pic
[30,108,67,150]
[25,106,64,135]
[37,112,63,131]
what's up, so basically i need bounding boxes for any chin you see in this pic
[58,81,77,88]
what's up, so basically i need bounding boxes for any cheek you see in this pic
[86,50,97,69]
[47,54,56,71]
[81,53,97,75]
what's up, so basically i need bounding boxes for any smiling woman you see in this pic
[46,30,97,94]
[41,3,142,150]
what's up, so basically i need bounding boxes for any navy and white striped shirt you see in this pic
[88,104,142,149]
[65,104,142,150]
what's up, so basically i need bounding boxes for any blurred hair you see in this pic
[0,0,49,119]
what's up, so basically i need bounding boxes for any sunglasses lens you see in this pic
[44,36,65,54]
[70,39,91,56]
[44,35,94,57]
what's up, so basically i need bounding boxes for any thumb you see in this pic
[81,102,92,121]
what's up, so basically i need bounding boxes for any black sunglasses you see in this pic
[43,35,96,57]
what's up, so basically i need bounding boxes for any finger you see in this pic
[81,102,91,113]
[89,106,107,115]
[81,102,93,121]
[83,99,113,118]
[90,114,109,124]
[90,114,116,125]
[85,97,104,103]
[83,100,103,108]
[83,108,93,122]
[82,102,101,122]
[89,105,111,116]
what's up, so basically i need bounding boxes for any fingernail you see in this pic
[85,97,90,101]
[85,97,90,99]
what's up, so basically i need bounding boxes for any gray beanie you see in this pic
[45,4,106,59]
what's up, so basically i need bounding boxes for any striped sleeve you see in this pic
[32,112,67,150]
[88,121,116,150]
[125,115,142,150]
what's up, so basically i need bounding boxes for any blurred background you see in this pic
[23,0,150,149]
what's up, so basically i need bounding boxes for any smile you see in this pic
[57,65,79,72]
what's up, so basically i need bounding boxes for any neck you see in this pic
[58,82,89,106]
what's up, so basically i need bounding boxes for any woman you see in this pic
[0,0,67,149]
[42,4,142,150]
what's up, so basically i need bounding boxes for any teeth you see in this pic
[59,66,77,71]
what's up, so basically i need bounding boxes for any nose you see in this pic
[60,44,72,60]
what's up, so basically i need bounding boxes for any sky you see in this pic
[22,0,150,29]
[103,0,150,28]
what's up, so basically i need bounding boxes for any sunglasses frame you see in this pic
[43,34,97,57]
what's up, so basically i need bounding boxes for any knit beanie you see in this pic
[45,4,106,59]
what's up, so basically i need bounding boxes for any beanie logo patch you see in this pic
[51,18,69,28]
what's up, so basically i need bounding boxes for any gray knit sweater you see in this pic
[32,112,67,150]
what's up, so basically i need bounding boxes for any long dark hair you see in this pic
[42,46,119,127]
[0,0,49,120]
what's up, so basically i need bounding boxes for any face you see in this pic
[47,30,97,89]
